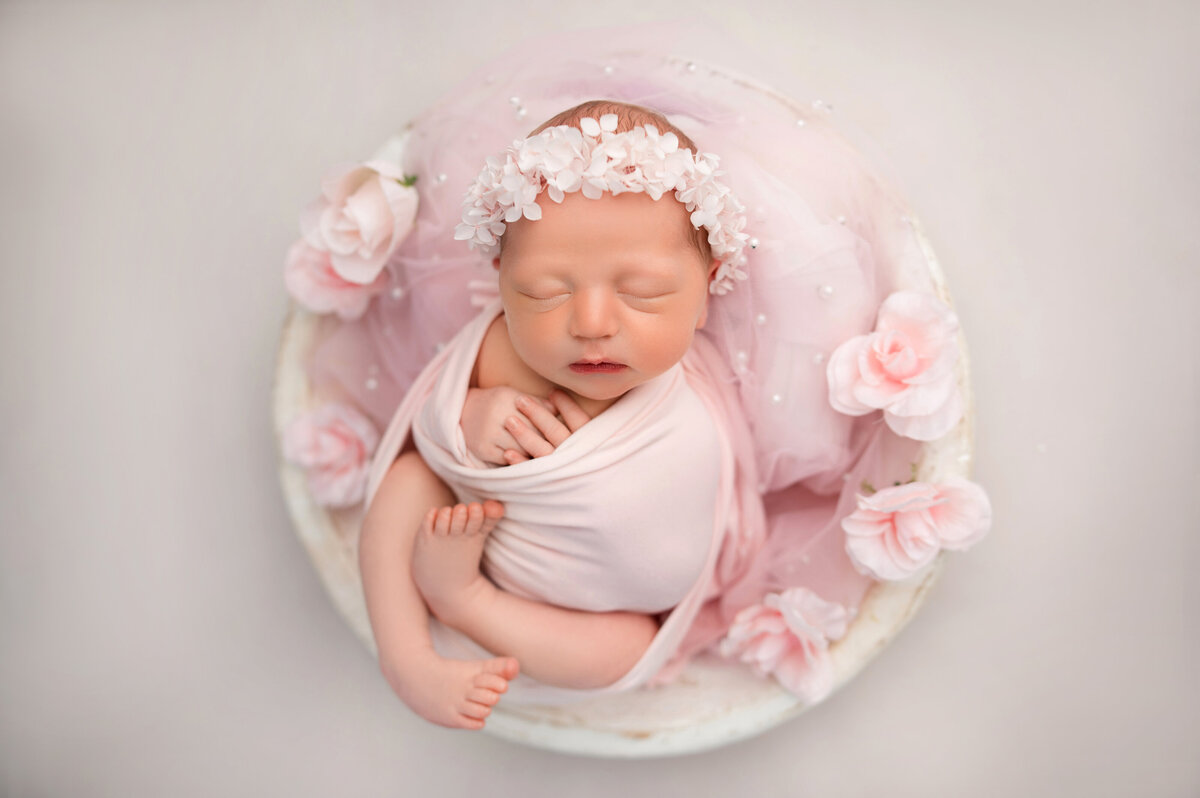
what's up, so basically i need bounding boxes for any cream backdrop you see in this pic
[1,1,1196,795]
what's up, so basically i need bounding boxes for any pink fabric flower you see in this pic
[300,160,417,285]
[841,477,992,581]
[826,291,963,441]
[282,403,380,507]
[720,588,850,703]
[283,240,389,320]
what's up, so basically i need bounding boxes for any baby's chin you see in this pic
[559,374,652,404]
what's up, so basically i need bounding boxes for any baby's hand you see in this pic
[460,387,590,466]
[502,390,591,464]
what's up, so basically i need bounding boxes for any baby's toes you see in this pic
[482,656,519,680]
[432,506,454,536]
[479,501,505,535]
[456,715,485,731]
[463,502,484,534]
[460,701,492,721]
[448,504,469,536]
[419,507,439,535]
[473,673,509,694]
[468,687,501,707]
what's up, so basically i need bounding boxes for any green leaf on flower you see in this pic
[860,480,876,495]
[397,174,418,187]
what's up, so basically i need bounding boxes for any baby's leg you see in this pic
[413,512,658,690]
[359,451,518,730]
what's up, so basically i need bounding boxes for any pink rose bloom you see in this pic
[284,240,389,320]
[826,291,963,441]
[300,160,418,285]
[720,588,850,703]
[841,477,992,581]
[282,403,380,507]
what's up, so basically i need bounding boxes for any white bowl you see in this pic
[272,65,975,756]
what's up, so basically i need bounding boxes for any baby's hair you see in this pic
[530,99,702,151]
[526,99,714,266]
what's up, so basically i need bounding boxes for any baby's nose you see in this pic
[569,290,619,339]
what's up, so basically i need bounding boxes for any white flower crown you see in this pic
[454,114,750,295]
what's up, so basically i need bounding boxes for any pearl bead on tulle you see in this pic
[818,285,834,299]
[748,237,759,249]
[755,313,767,326]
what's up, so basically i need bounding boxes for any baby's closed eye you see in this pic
[619,288,673,308]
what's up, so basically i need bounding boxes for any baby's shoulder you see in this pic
[473,313,555,396]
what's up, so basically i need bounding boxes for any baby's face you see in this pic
[498,191,715,404]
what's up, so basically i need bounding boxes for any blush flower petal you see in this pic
[826,291,964,441]
[283,240,389,320]
[841,478,992,580]
[719,588,850,703]
[300,160,417,286]
[282,403,379,507]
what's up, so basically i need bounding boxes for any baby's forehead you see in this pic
[508,255,695,278]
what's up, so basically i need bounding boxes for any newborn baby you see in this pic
[359,100,751,730]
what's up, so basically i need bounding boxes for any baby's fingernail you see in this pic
[504,416,519,429]
[514,396,529,408]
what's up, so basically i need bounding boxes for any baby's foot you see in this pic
[413,500,504,626]
[391,652,519,730]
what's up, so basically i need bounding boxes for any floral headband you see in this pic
[454,114,749,295]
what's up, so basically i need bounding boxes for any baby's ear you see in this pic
[696,258,720,330]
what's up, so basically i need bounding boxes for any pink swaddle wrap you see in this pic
[364,302,762,703]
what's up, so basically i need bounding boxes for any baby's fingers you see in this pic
[514,396,572,448]
[503,415,555,458]
[548,390,592,433]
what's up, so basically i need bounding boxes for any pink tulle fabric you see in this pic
[310,24,942,690]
